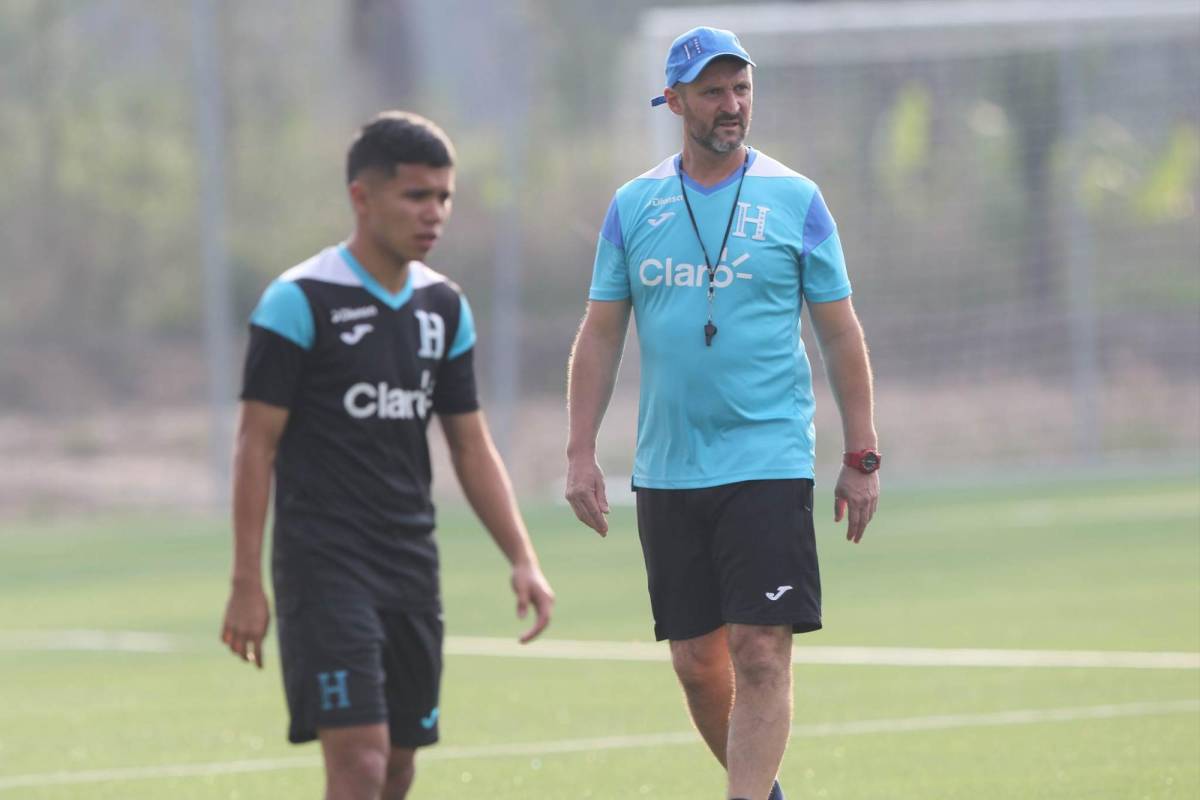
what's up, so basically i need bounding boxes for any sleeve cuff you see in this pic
[804,286,852,303]
[588,289,631,302]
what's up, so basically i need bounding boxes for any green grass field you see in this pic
[1,477,1197,799]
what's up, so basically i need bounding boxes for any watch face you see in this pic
[861,452,879,472]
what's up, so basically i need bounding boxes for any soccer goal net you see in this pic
[630,0,1200,481]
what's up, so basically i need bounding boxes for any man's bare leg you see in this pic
[669,626,734,766]
[726,624,792,800]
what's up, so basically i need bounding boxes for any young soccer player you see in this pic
[221,111,554,800]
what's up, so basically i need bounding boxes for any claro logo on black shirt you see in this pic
[343,371,433,420]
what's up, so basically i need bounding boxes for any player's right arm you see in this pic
[565,298,631,537]
[220,400,288,669]
[222,272,311,667]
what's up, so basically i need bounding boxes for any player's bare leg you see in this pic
[726,624,792,800]
[670,626,734,766]
[319,723,390,800]
[382,747,416,799]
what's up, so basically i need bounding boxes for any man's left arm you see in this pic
[809,297,879,544]
[439,410,555,642]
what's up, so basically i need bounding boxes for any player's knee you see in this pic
[384,748,416,797]
[327,743,389,795]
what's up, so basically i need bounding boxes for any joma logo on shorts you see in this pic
[765,585,793,602]
[343,372,433,420]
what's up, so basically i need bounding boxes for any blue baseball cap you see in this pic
[650,26,756,108]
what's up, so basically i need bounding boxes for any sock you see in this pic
[730,779,783,800]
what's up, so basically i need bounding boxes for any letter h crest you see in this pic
[733,202,770,241]
[317,670,351,711]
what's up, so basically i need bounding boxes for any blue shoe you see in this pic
[768,780,785,800]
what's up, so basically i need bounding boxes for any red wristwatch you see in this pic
[844,449,882,474]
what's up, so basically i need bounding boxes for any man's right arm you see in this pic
[220,399,289,668]
[565,299,631,536]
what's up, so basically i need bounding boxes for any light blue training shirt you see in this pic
[589,148,851,489]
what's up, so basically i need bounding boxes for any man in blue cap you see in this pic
[566,26,880,800]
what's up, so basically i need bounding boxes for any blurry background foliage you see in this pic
[0,0,1196,507]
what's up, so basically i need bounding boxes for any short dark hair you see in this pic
[345,111,455,183]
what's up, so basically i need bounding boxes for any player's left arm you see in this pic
[809,296,879,544]
[439,410,555,643]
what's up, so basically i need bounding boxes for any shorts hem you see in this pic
[389,732,440,749]
[289,714,389,745]
[723,617,823,634]
[654,620,725,643]
[288,729,440,750]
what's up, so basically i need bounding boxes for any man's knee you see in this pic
[670,630,730,690]
[728,625,791,687]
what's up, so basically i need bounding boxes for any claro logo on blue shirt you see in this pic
[639,251,754,287]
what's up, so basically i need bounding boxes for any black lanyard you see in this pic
[678,152,749,347]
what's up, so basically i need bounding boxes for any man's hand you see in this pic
[565,455,611,537]
[511,562,555,644]
[220,579,271,668]
[834,466,879,544]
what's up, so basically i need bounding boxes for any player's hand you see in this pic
[220,579,271,668]
[565,454,610,537]
[511,562,555,644]
[834,466,879,544]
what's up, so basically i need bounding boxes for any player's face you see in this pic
[354,163,455,264]
[674,60,753,155]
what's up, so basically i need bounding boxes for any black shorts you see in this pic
[635,478,822,641]
[276,598,443,747]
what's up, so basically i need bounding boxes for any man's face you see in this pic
[669,59,753,154]
[350,163,454,264]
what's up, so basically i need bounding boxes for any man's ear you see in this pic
[664,86,685,116]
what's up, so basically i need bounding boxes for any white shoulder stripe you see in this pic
[279,246,361,287]
[634,154,678,181]
[746,152,806,180]
[409,261,448,290]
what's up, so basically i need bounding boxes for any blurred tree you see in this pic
[349,0,417,105]
[1003,52,1062,310]
[1135,124,1200,223]
[27,0,66,331]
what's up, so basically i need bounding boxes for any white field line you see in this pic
[0,700,1196,791]
[0,630,182,653]
[446,636,1200,670]
[3,630,1199,670]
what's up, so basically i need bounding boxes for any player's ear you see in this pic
[665,86,685,116]
[347,177,371,217]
